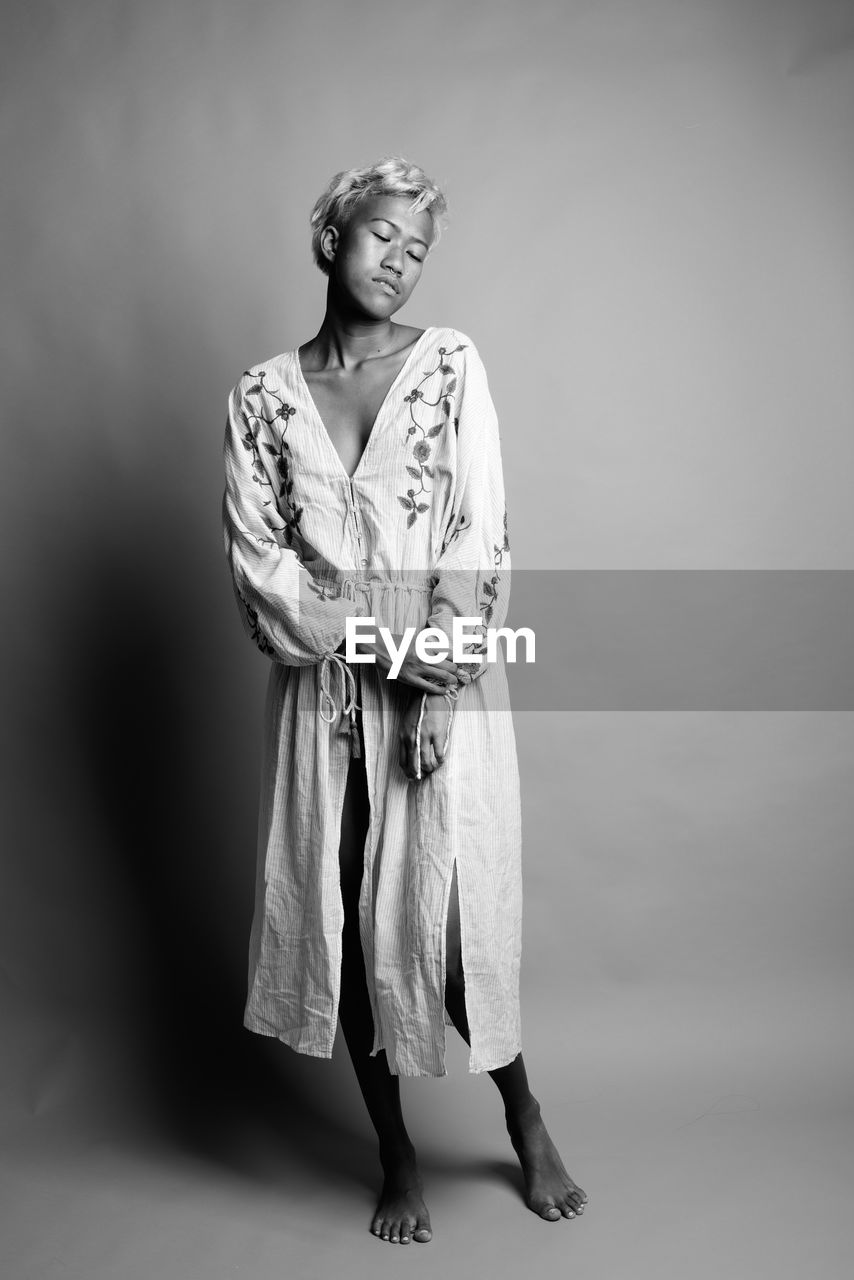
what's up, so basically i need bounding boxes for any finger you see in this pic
[416,673,458,693]
[415,659,460,685]
[422,655,458,676]
[400,727,416,771]
[421,675,456,692]
[425,723,447,766]
[399,723,419,780]
[396,672,449,694]
[408,735,421,782]
[420,739,437,776]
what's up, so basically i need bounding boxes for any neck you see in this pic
[310,287,398,370]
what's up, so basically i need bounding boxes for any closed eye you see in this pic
[373,231,423,263]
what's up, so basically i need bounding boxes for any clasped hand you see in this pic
[345,629,464,694]
[398,691,454,781]
[336,630,471,781]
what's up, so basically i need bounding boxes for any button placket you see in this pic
[348,476,368,569]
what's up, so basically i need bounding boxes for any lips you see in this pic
[373,276,400,294]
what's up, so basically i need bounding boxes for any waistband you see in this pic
[317,572,436,601]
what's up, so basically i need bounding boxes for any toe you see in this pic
[533,1198,561,1221]
[559,1198,576,1218]
[413,1220,433,1243]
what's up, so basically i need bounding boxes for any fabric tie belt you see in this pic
[333,573,435,599]
[318,651,361,757]
[316,573,460,770]
[317,650,460,772]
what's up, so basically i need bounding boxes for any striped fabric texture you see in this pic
[222,326,522,1076]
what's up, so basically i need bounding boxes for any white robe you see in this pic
[222,326,522,1077]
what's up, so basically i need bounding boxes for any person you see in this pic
[222,157,587,1244]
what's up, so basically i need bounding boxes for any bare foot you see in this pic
[370,1143,432,1244]
[506,1095,588,1222]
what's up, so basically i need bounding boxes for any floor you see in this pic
[2,1004,852,1280]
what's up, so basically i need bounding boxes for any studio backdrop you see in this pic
[1,2,852,1276]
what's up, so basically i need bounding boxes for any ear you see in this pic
[319,224,338,265]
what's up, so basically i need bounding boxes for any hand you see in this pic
[355,631,463,695]
[398,692,454,781]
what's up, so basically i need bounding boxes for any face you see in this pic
[322,194,434,318]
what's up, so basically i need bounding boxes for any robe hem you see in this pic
[467,1042,523,1074]
[243,1013,336,1059]
[243,1012,521,1078]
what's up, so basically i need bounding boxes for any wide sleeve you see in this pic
[222,372,366,666]
[425,339,511,682]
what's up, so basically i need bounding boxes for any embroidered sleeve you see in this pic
[425,338,511,683]
[222,371,367,665]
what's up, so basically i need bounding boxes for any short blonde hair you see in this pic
[309,157,448,275]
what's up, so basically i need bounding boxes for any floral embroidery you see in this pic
[306,577,339,603]
[434,505,510,669]
[398,343,467,528]
[478,507,510,626]
[238,369,349,616]
[439,505,470,556]
[236,586,275,656]
[239,369,303,549]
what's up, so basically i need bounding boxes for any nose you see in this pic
[381,245,404,276]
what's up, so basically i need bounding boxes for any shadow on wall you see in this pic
[56,480,374,1193]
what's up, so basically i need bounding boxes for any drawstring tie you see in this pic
[414,684,460,781]
[318,652,462,770]
[319,576,464,766]
[317,574,362,757]
[318,651,361,758]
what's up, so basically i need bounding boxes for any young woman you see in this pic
[223,157,587,1244]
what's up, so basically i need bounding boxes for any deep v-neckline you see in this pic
[294,327,434,481]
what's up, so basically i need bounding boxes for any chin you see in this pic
[360,296,403,320]
[367,280,408,313]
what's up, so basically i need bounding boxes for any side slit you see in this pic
[441,856,469,1045]
[336,680,379,1052]
[353,667,384,1058]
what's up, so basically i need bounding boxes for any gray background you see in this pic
[2,0,853,1276]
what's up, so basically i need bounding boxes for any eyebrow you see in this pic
[369,218,429,251]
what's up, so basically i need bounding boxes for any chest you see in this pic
[302,356,410,478]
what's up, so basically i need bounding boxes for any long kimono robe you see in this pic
[222,325,522,1077]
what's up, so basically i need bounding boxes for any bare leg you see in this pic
[338,750,432,1244]
[444,862,588,1222]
